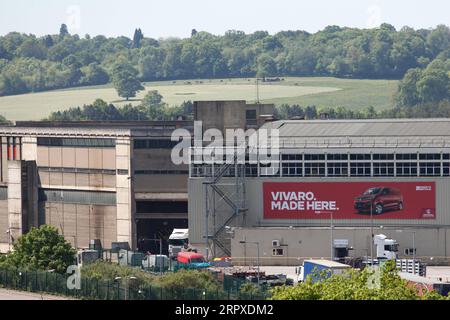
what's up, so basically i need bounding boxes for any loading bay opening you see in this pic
[135,201,188,254]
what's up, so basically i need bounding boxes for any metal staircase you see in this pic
[203,149,247,258]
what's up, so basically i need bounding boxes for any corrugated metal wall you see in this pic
[0,200,8,242]
[189,177,450,244]
[188,181,205,244]
[38,202,117,249]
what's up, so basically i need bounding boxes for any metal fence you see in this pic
[0,268,270,300]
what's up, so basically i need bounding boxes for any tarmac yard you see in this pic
[0,289,69,300]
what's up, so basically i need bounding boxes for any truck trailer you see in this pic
[296,259,352,283]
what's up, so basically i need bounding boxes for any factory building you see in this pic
[0,120,192,253]
[0,100,274,254]
[5,99,448,266]
[188,119,450,265]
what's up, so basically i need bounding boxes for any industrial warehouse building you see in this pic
[0,101,274,254]
[3,99,450,266]
[188,119,450,265]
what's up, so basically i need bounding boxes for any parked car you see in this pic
[354,187,403,215]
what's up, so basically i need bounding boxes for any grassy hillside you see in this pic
[0,77,398,121]
[264,77,398,110]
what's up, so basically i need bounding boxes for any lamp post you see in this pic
[330,212,334,261]
[5,228,11,252]
[240,241,260,286]
[318,211,334,261]
[370,202,374,264]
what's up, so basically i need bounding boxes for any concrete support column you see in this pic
[21,137,37,161]
[21,137,39,231]
[1,137,8,182]
[115,138,135,249]
[7,161,22,243]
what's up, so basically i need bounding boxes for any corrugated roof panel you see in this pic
[262,119,450,138]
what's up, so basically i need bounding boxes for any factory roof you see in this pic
[0,120,193,138]
[263,119,450,138]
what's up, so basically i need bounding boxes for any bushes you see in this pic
[153,269,221,292]
[0,225,76,274]
[81,262,222,292]
[79,262,227,300]
[238,282,267,299]
[81,261,155,286]
[270,261,449,300]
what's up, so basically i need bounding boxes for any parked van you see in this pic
[142,254,170,271]
[176,252,211,270]
[354,187,403,215]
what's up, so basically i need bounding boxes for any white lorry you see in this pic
[374,234,399,260]
[168,229,189,259]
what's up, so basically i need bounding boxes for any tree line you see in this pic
[1,23,449,97]
[45,91,193,121]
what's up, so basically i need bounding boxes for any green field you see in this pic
[0,77,398,121]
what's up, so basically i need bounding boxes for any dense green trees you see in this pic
[0,225,76,274]
[275,100,450,120]
[46,94,193,121]
[59,24,69,38]
[395,52,450,110]
[1,24,449,97]
[112,62,144,100]
[132,28,144,49]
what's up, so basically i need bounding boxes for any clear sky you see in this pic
[0,0,449,39]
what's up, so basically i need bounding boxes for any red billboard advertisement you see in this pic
[263,182,436,220]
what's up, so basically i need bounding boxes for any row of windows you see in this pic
[135,170,189,175]
[191,162,450,178]
[38,167,188,176]
[38,167,116,175]
[134,139,180,149]
[280,162,449,177]
[37,138,116,148]
[281,153,450,161]
[38,189,116,205]
[282,163,365,177]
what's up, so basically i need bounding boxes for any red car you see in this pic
[354,187,404,215]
